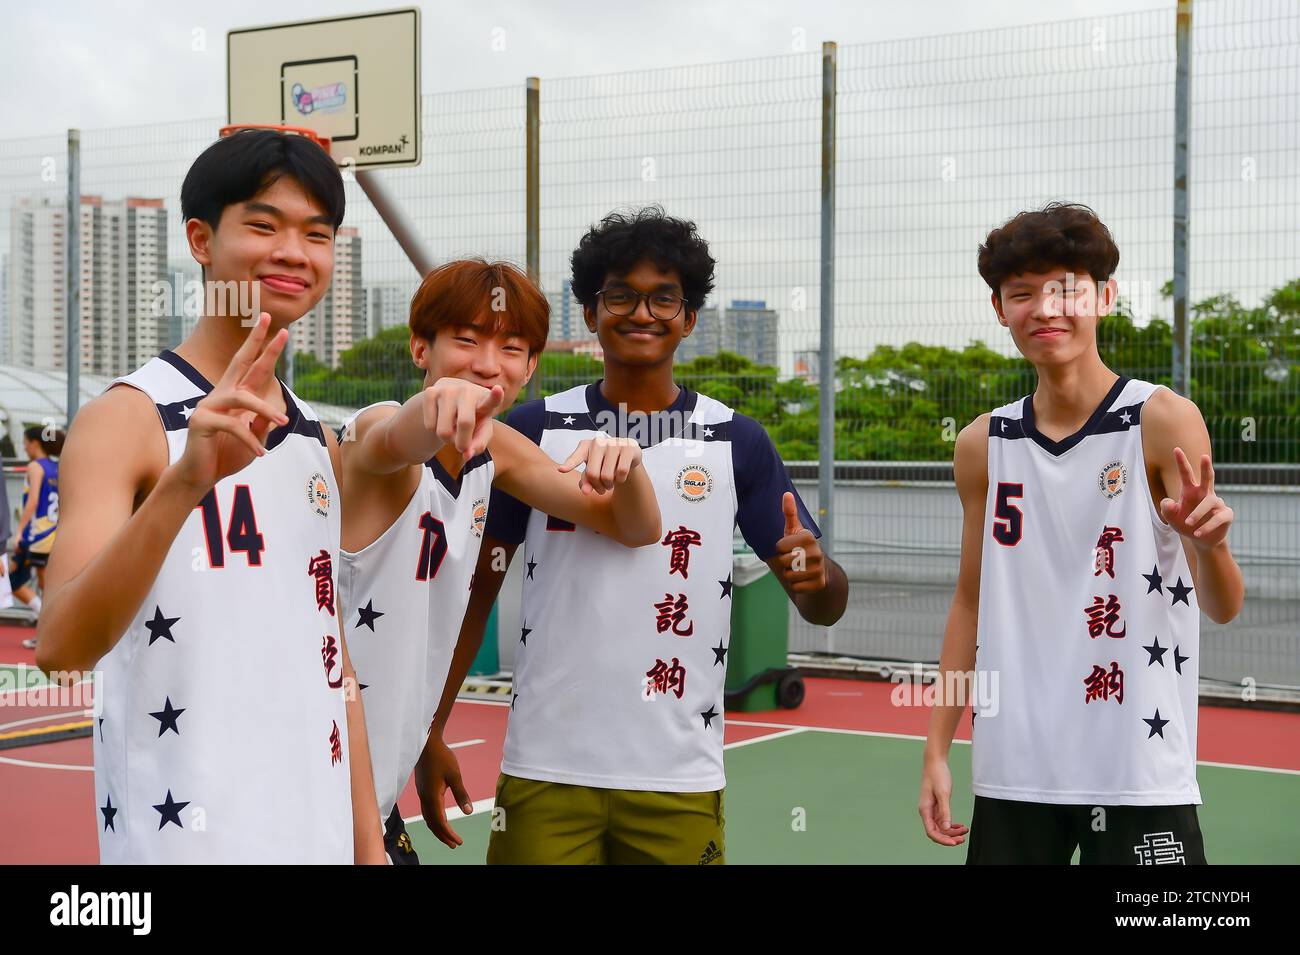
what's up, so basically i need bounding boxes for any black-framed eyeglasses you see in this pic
[596,287,686,321]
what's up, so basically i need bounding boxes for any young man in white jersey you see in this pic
[431,207,849,864]
[36,130,386,863]
[918,202,1244,864]
[337,258,662,865]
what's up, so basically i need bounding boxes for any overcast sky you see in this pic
[7,0,1166,137]
[6,0,1295,375]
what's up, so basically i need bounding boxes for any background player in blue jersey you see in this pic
[36,130,386,863]
[429,207,849,864]
[12,425,64,643]
[919,202,1244,864]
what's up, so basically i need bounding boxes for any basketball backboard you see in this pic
[227,8,421,170]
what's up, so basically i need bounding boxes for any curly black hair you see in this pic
[570,205,716,311]
[978,201,1119,297]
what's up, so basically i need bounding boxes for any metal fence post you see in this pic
[66,128,81,424]
[1173,0,1192,396]
[526,76,541,402]
[819,43,837,558]
[819,42,837,653]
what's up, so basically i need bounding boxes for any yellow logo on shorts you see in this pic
[307,472,331,517]
[1098,460,1127,500]
[675,465,713,503]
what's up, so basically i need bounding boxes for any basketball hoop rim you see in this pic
[218,123,332,155]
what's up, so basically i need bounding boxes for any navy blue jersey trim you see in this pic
[156,398,201,432]
[1093,400,1145,437]
[158,349,213,394]
[557,380,705,448]
[988,414,1028,440]
[426,450,492,499]
[266,381,325,450]
[154,351,322,447]
[1020,375,1130,456]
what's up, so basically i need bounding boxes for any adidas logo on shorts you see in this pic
[698,840,723,865]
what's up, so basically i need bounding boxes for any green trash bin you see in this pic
[724,547,796,712]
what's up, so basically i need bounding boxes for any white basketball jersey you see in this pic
[973,376,1201,806]
[338,402,494,820]
[500,384,743,792]
[94,351,352,863]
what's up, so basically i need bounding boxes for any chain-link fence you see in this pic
[816,0,1300,696]
[0,0,1295,690]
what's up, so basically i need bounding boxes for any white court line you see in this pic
[404,796,497,824]
[0,708,93,733]
[459,703,1300,774]
[0,676,93,701]
[1198,759,1300,777]
[402,727,808,827]
[728,718,1300,776]
[726,717,945,745]
[723,726,807,749]
[0,755,92,771]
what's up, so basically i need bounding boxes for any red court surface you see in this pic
[3,621,1298,864]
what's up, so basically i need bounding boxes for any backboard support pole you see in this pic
[356,169,435,278]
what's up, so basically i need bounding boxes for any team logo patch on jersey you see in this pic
[307,472,331,517]
[470,498,487,538]
[1097,460,1127,499]
[675,465,713,503]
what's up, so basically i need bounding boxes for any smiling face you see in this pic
[185,175,336,329]
[585,258,697,367]
[993,267,1118,368]
[412,320,536,408]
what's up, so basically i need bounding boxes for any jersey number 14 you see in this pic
[195,485,265,567]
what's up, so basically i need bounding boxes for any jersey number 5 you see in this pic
[416,512,448,581]
[992,482,1023,547]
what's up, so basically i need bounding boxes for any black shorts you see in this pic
[9,550,32,590]
[383,805,420,866]
[966,796,1207,865]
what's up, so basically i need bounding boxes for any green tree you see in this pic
[293,280,1298,463]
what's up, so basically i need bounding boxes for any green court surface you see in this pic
[405,730,1300,865]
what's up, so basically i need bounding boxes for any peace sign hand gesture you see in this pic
[171,313,289,500]
[1160,447,1234,551]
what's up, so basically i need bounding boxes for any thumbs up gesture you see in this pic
[773,491,827,593]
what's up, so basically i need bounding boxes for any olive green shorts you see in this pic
[485,773,725,865]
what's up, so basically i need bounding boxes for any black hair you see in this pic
[570,205,716,311]
[978,201,1120,297]
[180,129,345,232]
[24,425,65,457]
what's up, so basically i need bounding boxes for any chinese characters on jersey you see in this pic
[1083,661,1125,704]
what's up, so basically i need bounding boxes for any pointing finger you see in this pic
[477,384,505,419]
[558,440,589,473]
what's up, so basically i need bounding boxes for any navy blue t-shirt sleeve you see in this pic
[484,399,546,546]
[731,413,821,560]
